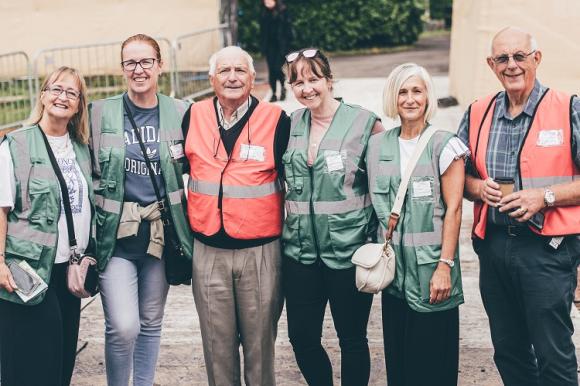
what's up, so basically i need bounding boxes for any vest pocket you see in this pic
[28,179,52,225]
[6,239,44,269]
[328,213,368,260]
[416,246,440,302]
[372,175,391,219]
[282,214,302,259]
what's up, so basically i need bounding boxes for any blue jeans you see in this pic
[99,256,169,386]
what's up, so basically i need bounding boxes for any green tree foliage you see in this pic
[429,0,452,28]
[238,0,425,53]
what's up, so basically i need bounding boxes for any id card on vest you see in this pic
[239,144,265,162]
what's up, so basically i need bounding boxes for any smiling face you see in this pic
[121,41,162,98]
[396,75,428,126]
[290,60,333,111]
[40,72,81,123]
[487,29,541,99]
[210,50,255,109]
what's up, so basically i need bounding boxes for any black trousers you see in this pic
[0,262,81,386]
[283,257,373,386]
[266,52,285,95]
[382,293,459,386]
[475,226,579,386]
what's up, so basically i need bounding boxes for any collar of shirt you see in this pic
[496,79,545,120]
[215,97,252,130]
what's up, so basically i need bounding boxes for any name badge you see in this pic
[240,144,265,161]
[169,143,185,159]
[325,150,344,172]
[537,129,563,147]
[412,180,432,198]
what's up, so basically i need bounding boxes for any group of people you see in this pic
[0,24,578,386]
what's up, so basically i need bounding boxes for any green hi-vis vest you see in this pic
[282,102,378,269]
[0,125,96,305]
[366,127,464,312]
[88,93,193,270]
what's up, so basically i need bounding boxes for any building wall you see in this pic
[449,0,580,108]
[0,0,220,56]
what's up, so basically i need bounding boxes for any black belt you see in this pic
[488,224,536,237]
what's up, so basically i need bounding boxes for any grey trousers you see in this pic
[192,238,283,386]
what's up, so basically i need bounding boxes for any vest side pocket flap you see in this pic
[30,157,46,164]
[379,154,394,161]
[351,243,384,268]
[373,176,390,193]
[6,239,43,262]
[416,246,440,265]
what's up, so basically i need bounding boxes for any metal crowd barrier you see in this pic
[31,37,175,101]
[0,51,33,133]
[0,25,231,133]
[173,23,232,100]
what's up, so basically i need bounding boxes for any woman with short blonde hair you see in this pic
[368,62,467,386]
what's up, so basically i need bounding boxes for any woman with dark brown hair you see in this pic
[281,48,385,386]
[89,34,192,385]
[0,66,94,386]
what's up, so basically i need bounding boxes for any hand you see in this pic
[0,261,17,293]
[479,178,502,207]
[498,188,544,223]
[430,264,452,304]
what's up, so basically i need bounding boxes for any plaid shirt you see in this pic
[457,80,580,225]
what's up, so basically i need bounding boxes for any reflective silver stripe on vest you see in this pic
[29,164,54,180]
[189,179,282,198]
[7,220,57,247]
[160,128,183,142]
[8,132,32,212]
[89,100,105,178]
[168,189,184,206]
[100,134,124,148]
[341,109,373,198]
[95,194,122,214]
[287,109,307,151]
[521,175,580,188]
[286,194,372,215]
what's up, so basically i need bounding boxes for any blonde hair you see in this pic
[29,66,89,144]
[383,63,437,123]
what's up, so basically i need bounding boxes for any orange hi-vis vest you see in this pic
[185,98,284,239]
[468,88,580,239]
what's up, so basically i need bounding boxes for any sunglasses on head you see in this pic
[285,48,319,63]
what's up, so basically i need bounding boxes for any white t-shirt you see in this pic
[0,133,91,263]
[398,136,468,176]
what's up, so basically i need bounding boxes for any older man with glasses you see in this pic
[181,45,290,386]
[458,26,580,386]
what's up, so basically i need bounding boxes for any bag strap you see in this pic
[385,125,440,241]
[38,126,79,256]
[122,96,173,226]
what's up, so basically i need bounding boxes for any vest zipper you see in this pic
[308,166,322,259]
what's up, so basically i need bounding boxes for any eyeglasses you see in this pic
[121,58,157,71]
[491,50,536,64]
[44,85,80,101]
[285,48,319,63]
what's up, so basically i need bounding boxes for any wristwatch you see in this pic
[544,187,556,207]
[439,258,455,268]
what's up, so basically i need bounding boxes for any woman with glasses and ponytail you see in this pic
[0,66,94,386]
[88,34,192,385]
[281,48,385,386]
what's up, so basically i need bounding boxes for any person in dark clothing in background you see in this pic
[260,0,292,102]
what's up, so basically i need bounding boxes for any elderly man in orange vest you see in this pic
[182,46,290,386]
[458,27,580,386]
